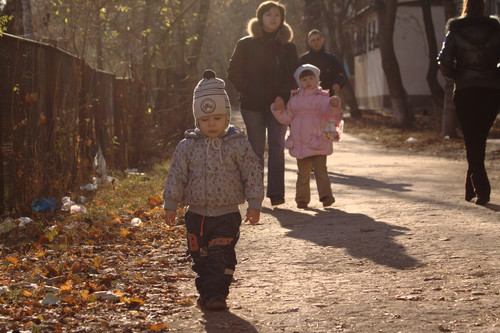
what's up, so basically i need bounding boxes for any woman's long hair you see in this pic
[461,0,486,17]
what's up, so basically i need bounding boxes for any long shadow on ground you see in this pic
[201,310,258,333]
[263,207,419,270]
[484,203,500,212]
[328,171,413,192]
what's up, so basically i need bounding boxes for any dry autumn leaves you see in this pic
[0,163,193,332]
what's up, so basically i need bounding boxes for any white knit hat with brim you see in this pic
[193,69,231,128]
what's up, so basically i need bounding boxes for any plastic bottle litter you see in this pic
[406,137,418,143]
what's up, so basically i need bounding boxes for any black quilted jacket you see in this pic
[437,15,500,90]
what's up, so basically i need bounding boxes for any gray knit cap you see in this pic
[192,69,231,128]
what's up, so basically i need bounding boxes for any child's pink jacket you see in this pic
[271,87,341,159]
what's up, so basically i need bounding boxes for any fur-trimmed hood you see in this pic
[247,18,294,44]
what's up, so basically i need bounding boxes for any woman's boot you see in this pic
[465,171,475,201]
[471,172,490,205]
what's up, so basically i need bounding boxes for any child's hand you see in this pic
[164,209,177,226]
[273,96,285,110]
[245,209,260,225]
[329,96,340,107]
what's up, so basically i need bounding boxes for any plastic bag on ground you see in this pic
[32,197,57,213]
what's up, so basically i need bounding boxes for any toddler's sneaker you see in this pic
[321,196,335,207]
[205,296,227,311]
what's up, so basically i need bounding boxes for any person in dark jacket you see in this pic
[299,29,346,96]
[228,1,298,206]
[437,0,500,205]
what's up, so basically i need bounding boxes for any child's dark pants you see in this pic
[185,211,241,301]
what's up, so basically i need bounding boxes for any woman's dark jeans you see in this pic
[241,109,287,200]
[453,87,499,198]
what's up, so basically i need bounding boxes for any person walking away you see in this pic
[437,0,500,205]
[228,1,299,206]
[299,29,346,96]
[271,64,341,208]
[163,70,264,310]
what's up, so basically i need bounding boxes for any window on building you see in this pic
[368,20,378,50]
[354,25,366,56]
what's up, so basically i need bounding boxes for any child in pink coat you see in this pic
[271,64,341,208]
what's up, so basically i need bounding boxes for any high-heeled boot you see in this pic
[465,171,475,202]
[471,172,490,205]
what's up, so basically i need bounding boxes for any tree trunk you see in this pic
[332,0,361,118]
[188,0,210,73]
[375,0,415,128]
[303,0,323,44]
[441,0,459,137]
[96,20,104,70]
[421,0,444,109]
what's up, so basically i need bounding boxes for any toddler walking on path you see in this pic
[163,70,264,311]
[271,64,342,208]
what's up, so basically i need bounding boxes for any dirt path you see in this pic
[166,116,500,332]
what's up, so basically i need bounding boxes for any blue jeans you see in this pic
[186,211,242,300]
[241,109,287,199]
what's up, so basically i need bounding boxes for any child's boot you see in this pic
[321,195,335,207]
[296,201,308,208]
[205,296,227,310]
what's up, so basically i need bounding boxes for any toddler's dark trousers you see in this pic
[453,87,499,198]
[185,211,241,301]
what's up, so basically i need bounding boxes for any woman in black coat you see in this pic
[437,0,500,205]
[228,1,298,206]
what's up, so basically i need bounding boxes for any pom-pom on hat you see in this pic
[193,69,231,128]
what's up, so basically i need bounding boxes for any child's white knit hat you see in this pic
[192,69,231,127]
[294,64,321,87]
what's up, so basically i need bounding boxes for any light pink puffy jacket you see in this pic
[271,87,341,159]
